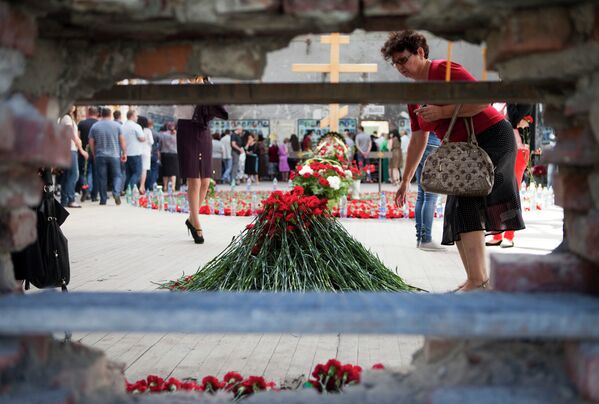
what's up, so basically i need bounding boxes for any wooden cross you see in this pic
[292,33,378,132]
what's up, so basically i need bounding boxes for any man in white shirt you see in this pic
[121,109,145,191]
[220,130,233,183]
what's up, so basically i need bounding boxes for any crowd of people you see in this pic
[57,104,413,211]
[57,106,191,207]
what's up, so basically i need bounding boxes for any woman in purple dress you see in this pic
[177,89,228,244]
[278,138,290,182]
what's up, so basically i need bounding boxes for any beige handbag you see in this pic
[421,105,494,196]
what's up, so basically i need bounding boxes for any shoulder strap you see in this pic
[441,105,462,145]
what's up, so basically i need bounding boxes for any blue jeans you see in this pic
[124,155,142,191]
[76,155,94,195]
[415,144,440,243]
[60,151,79,205]
[146,155,160,190]
[222,158,232,182]
[96,156,123,204]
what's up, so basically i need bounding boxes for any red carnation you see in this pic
[319,177,330,187]
[166,377,182,391]
[303,173,311,179]
[372,363,385,370]
[246,223,255,230]
[201,375,223,393]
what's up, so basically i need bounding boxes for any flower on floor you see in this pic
[201,375,224,393]
[125,372,276,399]
[372,363,385,370]
[305,359,363,393]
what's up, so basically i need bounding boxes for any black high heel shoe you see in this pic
[185,219,204,244]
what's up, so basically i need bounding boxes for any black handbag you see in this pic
[11,169,71,291]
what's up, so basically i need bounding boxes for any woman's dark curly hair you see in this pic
[380,30,429,61]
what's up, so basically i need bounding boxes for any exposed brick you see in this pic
[0,208,36,253]
[0,47,25,96]
[363,0,421,16]
[0,95,71,168]
[0,338,23,373]
[0,2,37,56]
[565,210,599,265]
[542,126,599,167]
[0,252,18,293]
[490,253,599,294]
[553,170,594,211]
[0,101,15,152]
[590,171,599,211]
[0,167,41,210]
[20,335,51,364]
[591,101,599,144]
[283,0,359,17]
[215,0,279,14]
[566,342,599,401]
[133,44,192,79]
[486,7,572,68]
[423,337,459,363]
[51,344,125,396]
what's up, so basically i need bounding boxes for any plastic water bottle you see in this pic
[547,186,554,207]
[158,186,164,211]
[378,192,387,220]
[231,178,236,192]
[146,190,153,210]
[132,185,140,207]
[402,203,409,219]
[231,199,237,217]
[339,195,348,219]
[218,199,225,216]
[246,177,252,192]
[288,179,293,189]
[167,184,175,212]
[251,192,258,215]
[436,199,444,218]
[273,177,278,191]
[208,199,215,215]
[126,185,132,205]
[182,196,189,214]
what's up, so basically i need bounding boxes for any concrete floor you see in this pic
[61,182,563,383]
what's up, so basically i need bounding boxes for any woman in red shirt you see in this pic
[381,31,525,292]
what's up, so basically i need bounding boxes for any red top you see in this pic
[408,60,505,142]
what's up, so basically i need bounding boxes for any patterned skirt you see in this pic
[442,119,525,245]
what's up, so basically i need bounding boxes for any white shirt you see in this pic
[212,139,225,159]
[221,134,232,159]
[59,115,78,151]
[142,128,154,157]
[122,119,145,156]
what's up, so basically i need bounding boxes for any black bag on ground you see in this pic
[11,169,71,291]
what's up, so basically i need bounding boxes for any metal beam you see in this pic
[76,82,562,106]
[1,291,598,338]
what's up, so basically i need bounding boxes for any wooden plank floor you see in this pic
[60,182,563,384]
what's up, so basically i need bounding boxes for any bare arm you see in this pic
[118,134,127,162]
[89,138,95,159]
[395,130,429,207]
[414,104,489,122]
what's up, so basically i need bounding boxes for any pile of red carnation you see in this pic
[306,359,386,393]
[126,372,276,400]
[257,185,328,233]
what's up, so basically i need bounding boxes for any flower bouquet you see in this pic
[160,186,417,292]
[291,158,352,207]
[315,132,348,164]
